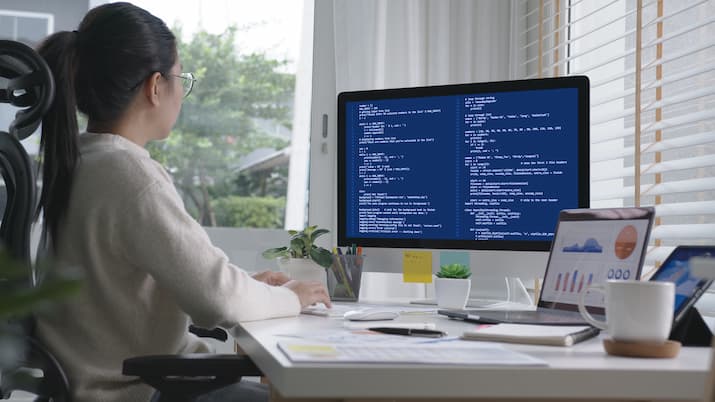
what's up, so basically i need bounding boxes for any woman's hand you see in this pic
[252,270,290,286]
[283,280,332,308]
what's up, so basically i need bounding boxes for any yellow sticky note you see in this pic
[402,250,433,283]
[286,344,338,356]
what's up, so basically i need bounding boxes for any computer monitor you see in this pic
[337,76,589,274]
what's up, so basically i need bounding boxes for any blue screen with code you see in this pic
[338,77,589,251]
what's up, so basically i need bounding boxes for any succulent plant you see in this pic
[436,263,472,279]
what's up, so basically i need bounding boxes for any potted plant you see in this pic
[1,251,82,374]
[262,225,334,288]
[434,263,472,309]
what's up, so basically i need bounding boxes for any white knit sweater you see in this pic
[36,132,300,402]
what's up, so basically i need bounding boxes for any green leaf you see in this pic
[437,263,472,279]
[263,225,334,269]
[310,228,329,243]
[0,280,83,318]
[289,238,306,257]
[262,247,289,259]
[0,250,83,319]
[310,247,334,269]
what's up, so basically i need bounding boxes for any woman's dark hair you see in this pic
[36,2,176,244]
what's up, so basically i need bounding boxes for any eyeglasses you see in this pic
[169,72,196,98]
[128,71,197,98]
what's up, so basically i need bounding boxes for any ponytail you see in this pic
[36,31,79,246]
[34,3,176,247]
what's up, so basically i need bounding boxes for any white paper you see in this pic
[276,329,452,344]
[301,302,437,318]
[278,341,547,366]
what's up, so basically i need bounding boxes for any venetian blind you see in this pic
[515,0,715,274]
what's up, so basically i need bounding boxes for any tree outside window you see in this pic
[147,26,295,228]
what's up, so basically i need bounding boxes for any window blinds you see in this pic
[515,0,715,274]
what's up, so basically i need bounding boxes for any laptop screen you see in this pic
[650,245,715,324]
[538,207,655,314]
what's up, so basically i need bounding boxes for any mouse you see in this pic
[343,308,399,321]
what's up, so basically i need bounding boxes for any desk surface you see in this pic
[233,304,710,401]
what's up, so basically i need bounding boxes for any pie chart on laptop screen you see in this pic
[614,225,638,260]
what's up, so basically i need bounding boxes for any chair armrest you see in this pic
[122,354,262,378]
[188,325,228,342]
[123,354,263,401]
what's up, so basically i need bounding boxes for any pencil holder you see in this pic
[327,255,364,301]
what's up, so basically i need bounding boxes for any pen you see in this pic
[368,327,447,338]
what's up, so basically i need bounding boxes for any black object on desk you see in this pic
[648,245,715,347]
[669,307,712,347]
[369,327,446,338]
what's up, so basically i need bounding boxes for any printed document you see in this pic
[277,341,547,366]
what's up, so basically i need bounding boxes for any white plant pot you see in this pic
[277,258,327,289]
[434,277,471,310]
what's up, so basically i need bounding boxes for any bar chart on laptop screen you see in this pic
[541,219,651,306]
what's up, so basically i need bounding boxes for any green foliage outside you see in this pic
[212,196,285,228]
[147,25,295,228]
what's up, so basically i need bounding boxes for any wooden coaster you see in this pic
[603,339,681,358]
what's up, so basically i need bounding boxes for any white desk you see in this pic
[232,306,710,402]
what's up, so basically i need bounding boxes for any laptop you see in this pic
[439,207,656,325]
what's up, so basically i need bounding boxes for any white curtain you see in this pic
[332,0,514,93]
[300,0,519,249]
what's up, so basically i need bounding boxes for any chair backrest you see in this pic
[0,39,70,402]
[0,132,35,272]
[0,40,55,141]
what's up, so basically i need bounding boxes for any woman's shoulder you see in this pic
[77,133,171,190]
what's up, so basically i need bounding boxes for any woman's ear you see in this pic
[143,72,162,106]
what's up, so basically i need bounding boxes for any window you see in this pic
[1,1,313,270]
[516,0,715,274]
[0,9,53,44]
[129,0,309,233]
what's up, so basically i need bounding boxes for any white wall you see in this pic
[305,1,550,295]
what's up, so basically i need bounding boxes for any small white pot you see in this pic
[277,258,327,289]
[434,277,471,310]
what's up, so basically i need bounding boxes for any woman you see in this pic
[34,3,331,401]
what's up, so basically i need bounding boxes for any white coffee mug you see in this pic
[578,280,675,343]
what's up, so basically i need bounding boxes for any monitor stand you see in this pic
[411,277,535,309]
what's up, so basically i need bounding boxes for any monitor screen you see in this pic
[338,76,590,251]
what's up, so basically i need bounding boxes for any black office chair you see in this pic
[123,346,263,402]
[0,39,262,402]
[0,38,70,402]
